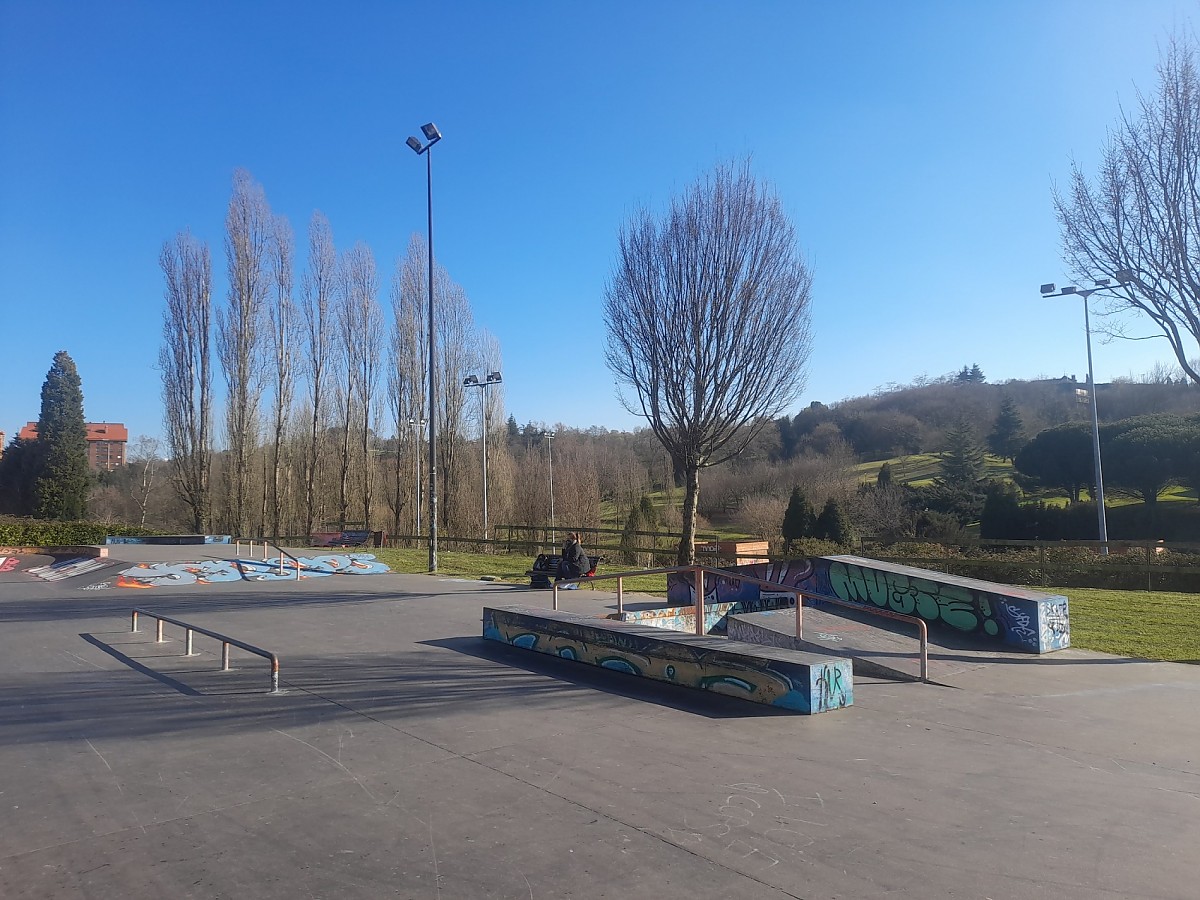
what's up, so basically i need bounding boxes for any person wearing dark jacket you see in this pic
[556,533,589,588]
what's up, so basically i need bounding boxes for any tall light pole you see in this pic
[543,430,556,544]
[1040,270,1133,556]
[463,371,502,539]
[408,417,425,537]
[407,122,442,572]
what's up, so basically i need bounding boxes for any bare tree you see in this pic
[343,242,383,531]
[127,435,163,527]
[434,271,478,532]
[300,212,337,538]
[604,160,815,563]
[217,169,272,535]
[387,236,427,540]
[158,230,212,532]
[265,215,297,539]
[1056,34,1200,384]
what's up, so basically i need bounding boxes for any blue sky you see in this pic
[0,1,1194,446]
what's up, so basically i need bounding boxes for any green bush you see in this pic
[0,516,161,547]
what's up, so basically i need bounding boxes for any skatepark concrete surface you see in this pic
[1,545,1197,899]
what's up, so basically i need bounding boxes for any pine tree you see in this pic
[32,350,91,519]
[781,486,814,554]
[937,420,986,490]
[987,396,1025,461]
[814,497,855,546]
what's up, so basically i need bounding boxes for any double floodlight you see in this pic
[463,371,503,388]
[406,123,442,155]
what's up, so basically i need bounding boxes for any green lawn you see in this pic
[369,547,1197,663]
[1037,585,1200,662]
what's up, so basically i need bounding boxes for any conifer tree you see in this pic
[32,350,91,519]
[781,486,814,554]
[814,497,855,546]
[987,396,1025,461]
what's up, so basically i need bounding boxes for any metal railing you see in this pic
[552,564,928,683]
[130,608,282,693]
[234,539,302,579]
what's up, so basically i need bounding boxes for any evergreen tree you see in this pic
[987,396,1025,461]
[814,497,855,546]
[936,420,986,490]
[781,485,814,554]
[32,350,91,519]
[876,462,893,489]
[0,436,37,515]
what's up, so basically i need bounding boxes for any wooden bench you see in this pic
[525,553,604,589]
[483,605,853,714]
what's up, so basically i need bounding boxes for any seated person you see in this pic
[555,532,589,589]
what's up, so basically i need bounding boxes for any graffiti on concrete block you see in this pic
[828,560,1001,636]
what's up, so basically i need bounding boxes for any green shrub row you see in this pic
[0,516,162,547]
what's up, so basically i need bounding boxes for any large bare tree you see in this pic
[265,215,297,538]
[159,230,213,532]
[300,212,337,538]
[218,169,272,535]
[604,161,815,564]
[343,242,383,531]
[387,235,428,540]
[1056,35,1200,384]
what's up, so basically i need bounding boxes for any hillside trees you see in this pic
[605,160,814,564]
[1056,34,1200,384]
[299,212,337,538]
[159,230,213,532]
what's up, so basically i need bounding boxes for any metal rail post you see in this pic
[794,591,803,640]
[616,576,624,616]
[693,565,705,635]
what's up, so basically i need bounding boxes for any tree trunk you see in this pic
[676,462,700,566]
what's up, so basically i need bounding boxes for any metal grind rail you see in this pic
[554,564,928,683]
[234,539,303,579]
[130,608,282,693]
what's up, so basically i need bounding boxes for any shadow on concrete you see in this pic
[423,635,799,720]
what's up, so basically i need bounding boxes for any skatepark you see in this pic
[0,543,1197,899]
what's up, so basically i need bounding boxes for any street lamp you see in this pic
[407,122,442,572]
[408,417,425,537]
[1040,269,1134,555]
[543,430,556,544]
[463,371,503,539]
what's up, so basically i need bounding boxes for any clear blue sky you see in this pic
[1,1,1194,447]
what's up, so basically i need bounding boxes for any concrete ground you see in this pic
[0,547,1198,899]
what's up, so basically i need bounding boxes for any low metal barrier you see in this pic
[130,608,282,693]
[553,564,929,683]
[234,539,302,579]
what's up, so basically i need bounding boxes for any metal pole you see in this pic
[482,387,489,541]
[693,565,705,635]
[131,609,139,632]
[794,592,803,639]
[426,147,438,573]
[547,433,555,544]
[185,628,195,656]
[1082,296,1109,556]
[617,576,624,615]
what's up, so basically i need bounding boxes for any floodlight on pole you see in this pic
[1039,269,1134,555]
[406,122,443,572]
[463,371,503,540]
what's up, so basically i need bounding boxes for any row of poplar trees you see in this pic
[160,169,501,539]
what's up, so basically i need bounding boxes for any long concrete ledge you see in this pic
[483,605,852,714]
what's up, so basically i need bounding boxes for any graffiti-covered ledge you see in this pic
[668,554,1070,654]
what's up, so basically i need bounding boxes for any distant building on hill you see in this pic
[17,421,128,472]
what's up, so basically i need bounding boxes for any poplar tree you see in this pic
[33,351,91,519]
